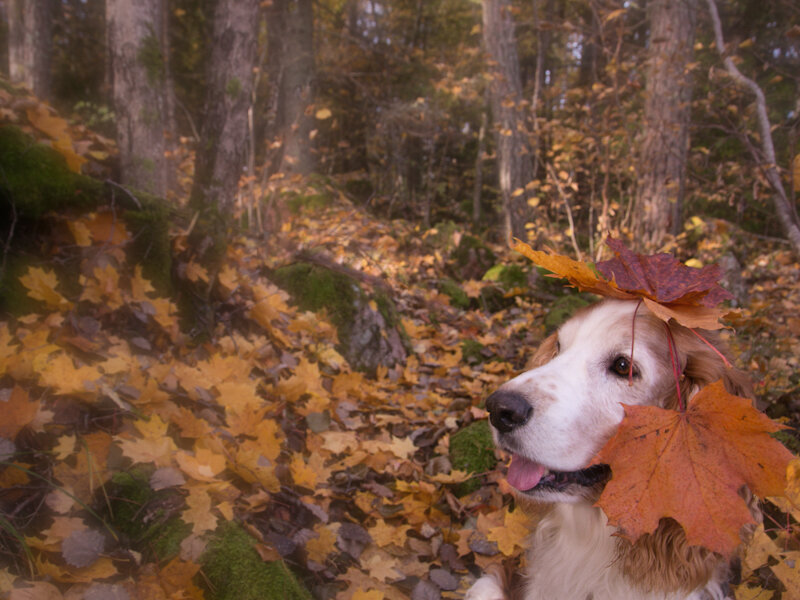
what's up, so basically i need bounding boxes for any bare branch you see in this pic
[704,0,800,257]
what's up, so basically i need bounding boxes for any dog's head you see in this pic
[486,298,751,503]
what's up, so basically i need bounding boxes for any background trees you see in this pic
[1,0,798,256]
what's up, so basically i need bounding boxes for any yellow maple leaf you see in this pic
[67,220,92,246]
[19,267,73,311]
[232,442,280,492]
[130,265,155,302]
[175,447,227,482]
[80,263,124,309]
[486,507,533,556]
[290,453,318,489]
[215,380,262,416]
[185,261,209,283]
[37,353,101,396]
[306,523,340,563]
[369,519,410,548]
[183,487,218,535]
[26,105,86,173]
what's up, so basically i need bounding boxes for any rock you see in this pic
[272,260,408,375]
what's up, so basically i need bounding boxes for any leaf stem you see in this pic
[664,323,684,411]
[629,299,643,385]
[689,328,732,368]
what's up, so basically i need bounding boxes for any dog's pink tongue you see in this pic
[507,455,546,491]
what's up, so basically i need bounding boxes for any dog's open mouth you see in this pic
[507,454,611,493]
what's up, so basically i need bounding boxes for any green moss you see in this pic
[272,262,359,331]
[483,264,526,291]
[286,192,332,214]
[543,294,593,332]
[225,77,242,98]
[0,126,103,217]
[105,467,191,562]
[202,522,311,600]
[461,339,487,365]
[439,278,470,309]
[450,234,496,279]
[449,420,497,496]
[138,32,165,84]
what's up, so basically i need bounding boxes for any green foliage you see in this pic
[138,31,165,85]
[450,420,497,496]
[202,522,311,600]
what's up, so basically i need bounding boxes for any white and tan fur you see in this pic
[466,299,752,600]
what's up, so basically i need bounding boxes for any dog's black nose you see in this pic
[485,390,532,433]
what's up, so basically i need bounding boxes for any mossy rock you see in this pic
[449,420,497,496]
[449,234,496,281]
[543,294,593,333]
[104,467,192,562]
[439,278,470,310]
[201,522,311,600]
[272,261,408,375]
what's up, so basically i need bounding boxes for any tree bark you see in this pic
[482,0,535,242]
[107,0,169,196]
[190,0,259,215]
[7,0,52,100]
[633,0,697,250]
[272,0,315,175]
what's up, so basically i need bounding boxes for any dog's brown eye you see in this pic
[611,356,636,378]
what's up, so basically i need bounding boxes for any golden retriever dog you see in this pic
[466,299,752,600]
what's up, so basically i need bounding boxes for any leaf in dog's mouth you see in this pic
[507,454,611,492]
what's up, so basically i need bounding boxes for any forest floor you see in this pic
[1,92,799,599]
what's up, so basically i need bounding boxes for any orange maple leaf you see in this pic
[592,381,793,555]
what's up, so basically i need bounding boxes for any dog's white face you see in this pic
[487,299,681,503]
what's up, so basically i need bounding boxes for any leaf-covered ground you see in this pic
[1,91,799,599]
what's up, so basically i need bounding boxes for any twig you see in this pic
[104,179,142,209]
[546,164,582,261]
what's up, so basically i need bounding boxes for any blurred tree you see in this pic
[267,0,315,175]
[7,0,51,99]
[106,0,169,196]
[482,0,534,241]
[633,0,697,250]
[189,0,259,218]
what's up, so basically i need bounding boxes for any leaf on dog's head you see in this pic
[598,238,732,308]
[591,381,793,556]
[513,238,734,330]
[511,240,633,300]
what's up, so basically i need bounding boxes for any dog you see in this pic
[466,298,753,600]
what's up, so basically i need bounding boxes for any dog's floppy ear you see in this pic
[526,332,559,369]
[678,328,753,401]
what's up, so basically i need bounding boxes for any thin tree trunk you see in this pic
[278,0,315,175]
[107,0,168,196]
[190,0,259,216]
[482,0,535,242]
[705,0,800,258]
[633,0,697,250]
[8,0,51,100]
[473,109,487,226]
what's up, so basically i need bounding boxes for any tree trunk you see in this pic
[107,0,169,196]
[190,0,259,216]
[482,0,535,242]
[274,0,315,175]
[633,0,697,250]
[7,0,51,100]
